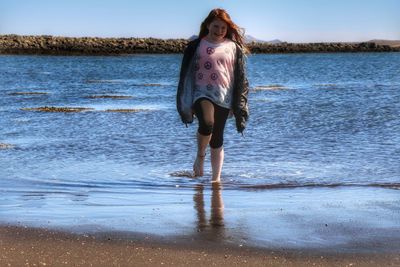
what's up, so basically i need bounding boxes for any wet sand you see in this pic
[1,225,399,266]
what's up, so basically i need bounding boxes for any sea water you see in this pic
[1,53,399,250]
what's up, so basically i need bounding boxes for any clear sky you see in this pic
[0,0,399,43]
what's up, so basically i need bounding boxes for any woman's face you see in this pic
[207,18,228,43]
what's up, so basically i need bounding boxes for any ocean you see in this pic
[1,52,399,251]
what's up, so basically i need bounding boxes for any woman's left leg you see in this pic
[210,105,229,182]
[193,99,215,177]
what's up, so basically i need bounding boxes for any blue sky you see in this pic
[1,0,399,42]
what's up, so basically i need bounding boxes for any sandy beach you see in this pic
[1,225,399,266]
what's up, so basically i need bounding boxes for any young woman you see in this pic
[177,8,249,182]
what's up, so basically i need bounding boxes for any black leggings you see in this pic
[193,98,230,149]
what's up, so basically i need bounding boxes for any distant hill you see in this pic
[266,39,284,44]
[245,35,284,44]
[244,35,266,43]
[368,39,400,47]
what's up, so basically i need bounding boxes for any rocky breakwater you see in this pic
[0,35,188,55]
[247,41,400,53]
[0,35,399,55]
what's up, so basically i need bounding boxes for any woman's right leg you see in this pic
[209,105,229,182]
[193,99,215,177]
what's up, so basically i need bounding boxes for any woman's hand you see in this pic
[228,109,234,118]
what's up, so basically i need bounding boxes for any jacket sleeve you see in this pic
[176,45,189,119]
[176,41,196,124]
[233,47,249,133]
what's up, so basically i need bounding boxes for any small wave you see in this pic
[314,83,338,88]
[13,118,31,123]
[104,108,150,113]
[0,143,15,149]
[369,183,400,190]
[8,92,48,96]
[83,103,162,112]
[5,177,400,194]
[252,84,288,91]
[85,95,133,99]
[141,83,163,87]
[238,182,400,190]
[85,79,124,84]
[253,97,274,102]
[85,80,168,87]
[132,83,168,87]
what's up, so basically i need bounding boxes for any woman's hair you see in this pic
[199,8,248,53]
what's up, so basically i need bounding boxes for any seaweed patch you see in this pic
[21,106,94,112]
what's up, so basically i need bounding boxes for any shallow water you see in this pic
[1,53,400,250]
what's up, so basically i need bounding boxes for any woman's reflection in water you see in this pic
[193,182,225,240]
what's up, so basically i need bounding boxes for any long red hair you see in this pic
[199,8,248,53]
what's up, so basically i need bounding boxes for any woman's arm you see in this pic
[233,47,249,133]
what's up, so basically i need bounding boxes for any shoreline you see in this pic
[1,224,399,266]
[2,186,400,253]
[1,34,399,56]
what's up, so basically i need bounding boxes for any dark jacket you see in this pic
[176,38,249,133]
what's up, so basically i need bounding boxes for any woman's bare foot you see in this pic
[193,154,206,177]
[211,147,224,182]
